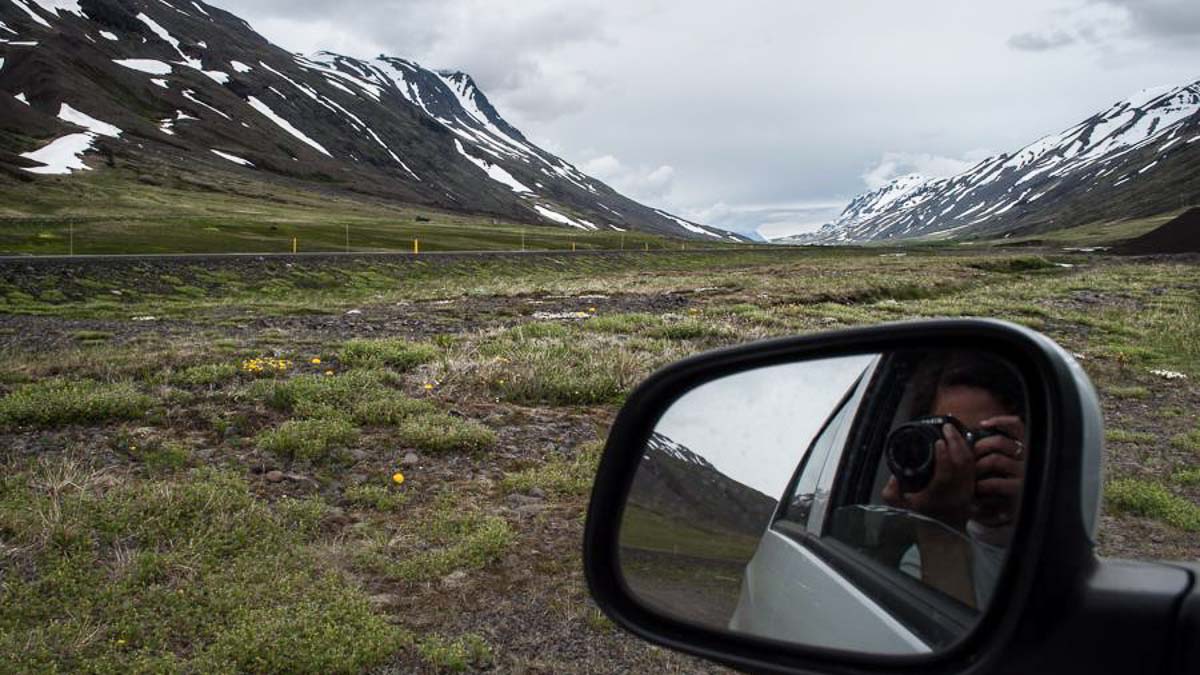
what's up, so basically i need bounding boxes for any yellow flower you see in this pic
[116,639,126,646]
[324,370,335,377]
[311,357,322,365]
[588,306,597,313]
[423,383,434,390]
[392,472,405,485]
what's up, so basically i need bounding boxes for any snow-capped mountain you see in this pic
[782,79,1200,243]
[0,0,748,241]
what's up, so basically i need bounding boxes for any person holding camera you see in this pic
[880,352,1028,608]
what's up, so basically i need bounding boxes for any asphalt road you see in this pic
[0,246,797,267]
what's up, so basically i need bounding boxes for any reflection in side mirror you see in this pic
[617,349,1030,656]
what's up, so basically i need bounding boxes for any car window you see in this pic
[775,383,859,533]
[772,350,1020,648]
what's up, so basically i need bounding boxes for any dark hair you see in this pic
[911,350,1025,417]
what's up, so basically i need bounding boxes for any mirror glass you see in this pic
[618,349,1030,655]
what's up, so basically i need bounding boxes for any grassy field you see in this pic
[0,171,717,255]
[0,248,1197,672]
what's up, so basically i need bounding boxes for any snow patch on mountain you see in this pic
[57,103,121,137]
[20,133,95,174]
[114,58,172,75]
[454,139,529,193]
[211,149,252,166]
[246,96,330,157]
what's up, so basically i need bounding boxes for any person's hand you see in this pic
[883,423,975,530]
[972,415,1027,528]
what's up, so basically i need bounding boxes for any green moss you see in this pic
[1105,385,1150,400]
[416,633,493,672]
[0,465,403,672]
[1105,429,1156,444]
[344,484,408,512]
[0,379,152,429]
[1106,478,1200,531]
[1171,429,1200,452]
[1172,467,1200,487]
[356,505,513,583]
[502,440,602,497]
[170,363,239,387]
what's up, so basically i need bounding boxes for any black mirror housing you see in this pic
[583,319,1190,674]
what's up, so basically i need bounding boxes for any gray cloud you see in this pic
[1092,0,1200,39]
[1007,30,1077,51]
[212,1,1200,237]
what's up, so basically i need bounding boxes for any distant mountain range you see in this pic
[779,79,1200,244]
[0,0,749,241]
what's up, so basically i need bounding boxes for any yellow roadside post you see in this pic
[413,239,420,255]
[292,237,297,254]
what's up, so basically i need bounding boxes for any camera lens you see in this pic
[885,423,942,493]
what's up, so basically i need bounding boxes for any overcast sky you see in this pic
[212,1,1200,238]
[656,355,872,498]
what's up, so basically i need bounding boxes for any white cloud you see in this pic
[580,154,676,201]
[862,150,994,190]
[681,200,848,240]
[214,0,1200,235]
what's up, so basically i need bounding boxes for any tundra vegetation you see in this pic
[0,247,1196,672]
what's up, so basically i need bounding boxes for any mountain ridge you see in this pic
[778,78,1200,244]
[0,0,750,241]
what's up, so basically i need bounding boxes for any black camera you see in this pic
[884,415,1009,493]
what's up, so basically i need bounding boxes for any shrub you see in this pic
[344,484,407,512]
[339,338,438,370]
[502,440,603,497]
[352,394,437,426]
[0,379,152,429]
[356,505,513,583]
[171,363,239,387]
[483,341,644,405]
[256,418,359,463]
[394,412,496,453]
[249,370,385,412]
[416,633,493,672]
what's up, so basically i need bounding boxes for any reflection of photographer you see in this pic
[880,352,1028,607]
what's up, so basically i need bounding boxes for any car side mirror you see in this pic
[584,319,1197,674]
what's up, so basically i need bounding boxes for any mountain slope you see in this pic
[782,80,1200,244]
[0,0,748,241]
[628,432,777,539]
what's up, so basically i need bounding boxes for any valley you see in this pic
[0,248,1196,671]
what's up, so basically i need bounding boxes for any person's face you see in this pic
[931,385,1006,428]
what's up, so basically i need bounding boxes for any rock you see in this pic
[283,472,319,487]
[516,503,549,516]
[367,593,400,607]
[528,487,546,499]
[349,448,371,462]
[264,470,285,483]
[402,451,420,466]
[441,570,468,588]
[345,309,363,316]
[507,493,542,507]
